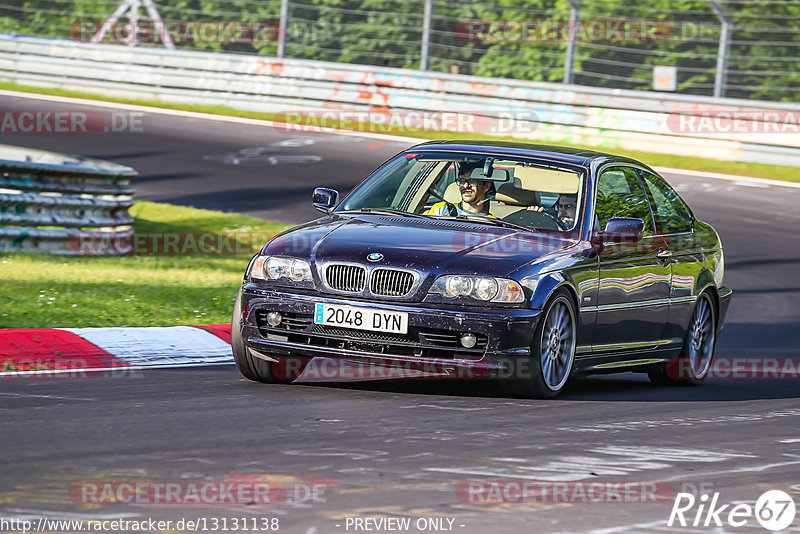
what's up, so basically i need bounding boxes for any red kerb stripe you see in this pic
[0,328,129,370]
[196,324,232,344]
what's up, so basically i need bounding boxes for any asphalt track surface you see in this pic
[1,94,799,534]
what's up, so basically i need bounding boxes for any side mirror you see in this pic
[312,187,339,213]
[593,217,645,244]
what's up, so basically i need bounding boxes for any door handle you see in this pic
[656,248,672,260]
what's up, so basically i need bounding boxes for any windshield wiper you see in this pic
[439,214,537,232]
[341,209,541,232]
[339,208,436,219]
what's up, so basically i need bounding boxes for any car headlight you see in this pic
[444,275,474,298]
[266,257,290,279]
[430,275,524,303]
[249,255,268,280]
[474,277,499,301]
[290,259,312,282]
[249,255,313,283]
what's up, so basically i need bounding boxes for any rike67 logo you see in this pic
[669,489,796,531]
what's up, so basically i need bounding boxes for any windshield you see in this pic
[338,151,584,231]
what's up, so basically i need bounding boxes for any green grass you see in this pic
[0,201,290,329]
[2,80,798,183]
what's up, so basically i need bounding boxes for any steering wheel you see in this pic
[424,185,457,215]
[548,211,569,230]
[503,209,568,230]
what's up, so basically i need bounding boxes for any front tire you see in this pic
[501,290,577,398]
[231,293,288,383]
[649,291,716,386]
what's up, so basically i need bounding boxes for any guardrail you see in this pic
[0,35,799,167]
[0,143,136,254]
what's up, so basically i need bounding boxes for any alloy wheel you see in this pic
[539,298,576,390]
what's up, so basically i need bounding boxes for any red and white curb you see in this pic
[1,325,440,381]
[0,325,233,376]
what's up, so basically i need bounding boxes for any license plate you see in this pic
[314,303,408,334]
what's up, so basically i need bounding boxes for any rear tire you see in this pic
[231,293,288,383]
[501,289,576,398]
[648,291,716,386]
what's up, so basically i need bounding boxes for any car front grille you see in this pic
[312,325,413,344]
[370,268,415,297]
[325,264,367,293]
[256,309,488,357]
[323,263,417,297]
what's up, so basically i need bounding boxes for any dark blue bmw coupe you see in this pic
[232,141,731,398]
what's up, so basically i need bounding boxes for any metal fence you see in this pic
[0,0,798,102]
[0,144,136,254]
[1,35,798,168]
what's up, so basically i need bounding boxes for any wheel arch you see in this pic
[526,272,580,322]
[695,267,720,320]
[699,283,720,329]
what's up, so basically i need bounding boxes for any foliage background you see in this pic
[1,0,798,102]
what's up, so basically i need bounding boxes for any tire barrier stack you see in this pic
[0,144,136,255]
[0,35,799,167]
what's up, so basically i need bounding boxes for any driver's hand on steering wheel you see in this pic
[526,205,545,212]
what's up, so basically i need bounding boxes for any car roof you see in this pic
[408,140,644,168]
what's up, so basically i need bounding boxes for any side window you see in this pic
[596,167,654,235]
[639,170,693,234]
[431,163,456,197]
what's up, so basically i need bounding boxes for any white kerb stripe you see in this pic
[61,326,233,367]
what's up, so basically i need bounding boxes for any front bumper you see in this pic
[239,284,541,377]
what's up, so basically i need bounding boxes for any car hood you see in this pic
[264,215,576,279]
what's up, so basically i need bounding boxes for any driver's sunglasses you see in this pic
[556,202,575,209]
[456,177,480,186]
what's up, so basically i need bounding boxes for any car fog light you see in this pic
[266,311,282,327]
[460,332,477,348]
